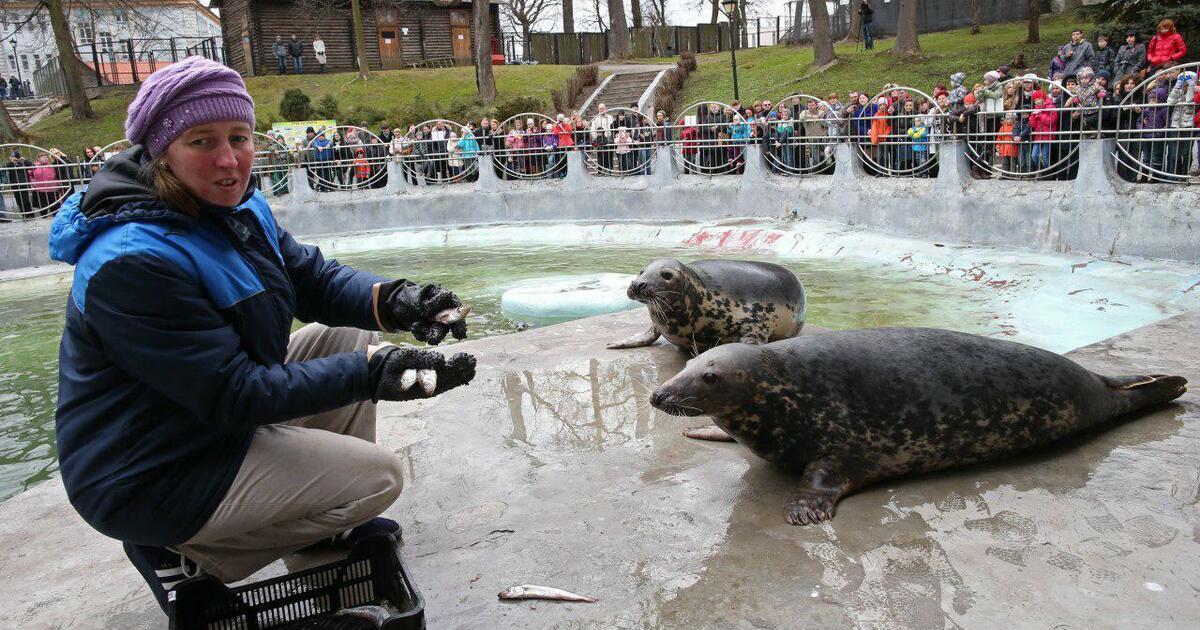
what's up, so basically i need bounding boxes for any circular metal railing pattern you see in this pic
[302,126,389,191]
[494,113,565,180]
[962,76,1080,181]
[583,107,656,177]
[0,143,76,220]
[851,86,943,178]
[399,119,476,185]
[672,101,747,176]
[1113,61,1200,184]
[759,94,838,176]
[253,131,294,196]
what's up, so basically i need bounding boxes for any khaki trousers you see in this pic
[178,324,403,583]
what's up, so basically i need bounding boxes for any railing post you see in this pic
[385,160,408,194]
[831,141,863,191]
[1074,138,1119,197]
[90,43,102,85]
[288,165,315,201]
[476,153,501,193]
[170,37,177,62]
[934,139,969,194]
[126,40,138,83]
[564,150,589,192]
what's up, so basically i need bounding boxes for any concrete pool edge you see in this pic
[1,307,1198,628]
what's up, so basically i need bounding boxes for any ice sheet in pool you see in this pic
[500,273,640,323]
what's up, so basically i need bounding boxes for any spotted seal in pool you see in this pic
[607,259,805,353]
[650,327,1187,525]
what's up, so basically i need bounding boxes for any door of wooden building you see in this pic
[377,7,402,69]
[449,10,471,64]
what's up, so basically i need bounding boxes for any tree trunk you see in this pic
[350,0,370,79]
[631,0,643,29]
[607,0,631,58]
[970,0,980,34]
[474,0,496,103]
[788,0,804,44]
[0,100,27,143]
[563,0,575,33]
[522,25,532,61]
[1026,0,1039,44]
[808,0,835,65]
[846,0,861,42]
[892,0,920,55]
[47,0,94,119]
[738,0,748,47]
[710,0,719,25]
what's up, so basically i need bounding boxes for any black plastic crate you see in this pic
[168,534,424,630]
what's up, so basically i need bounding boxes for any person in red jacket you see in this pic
[1147,19,1187,72]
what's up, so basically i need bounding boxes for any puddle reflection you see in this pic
[498,356,669,451]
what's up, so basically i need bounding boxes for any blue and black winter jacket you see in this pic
[50,147,386,546]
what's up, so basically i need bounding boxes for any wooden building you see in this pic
[211,0,502,76]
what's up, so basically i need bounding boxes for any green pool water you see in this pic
[0,243,1053,503]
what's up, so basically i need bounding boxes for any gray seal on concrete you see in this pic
[650,327,1187,525]
[607,258,806,354]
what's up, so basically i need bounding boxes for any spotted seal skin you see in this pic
[607,258,805,353]
[650,328,1187,525]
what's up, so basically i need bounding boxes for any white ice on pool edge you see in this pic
[501,273,640,322]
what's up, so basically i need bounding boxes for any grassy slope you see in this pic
[29,64,577,154]
[677,13,1091,107]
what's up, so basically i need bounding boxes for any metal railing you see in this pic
[582,108,657,177]
[8,68,1200,221]
[1111,63,1200,185]
[962,77,1081,181]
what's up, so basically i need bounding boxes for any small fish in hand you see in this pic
[417,369,437,395]
[434,305,471,325]
[399,370,418,392]
[498,585,596,603]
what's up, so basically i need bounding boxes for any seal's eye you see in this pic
[702,372,718,385]
[661,271,674,280]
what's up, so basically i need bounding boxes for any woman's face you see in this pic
[859,94,869,105]
[162,120,254,209]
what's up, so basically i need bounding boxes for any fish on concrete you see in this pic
[498,584,597,603]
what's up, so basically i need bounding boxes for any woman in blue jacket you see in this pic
[49,57,476,611]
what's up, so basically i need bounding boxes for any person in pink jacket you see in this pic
[1147,19,1187,72]
[29,153,60,215]
[1028,90,1059,171]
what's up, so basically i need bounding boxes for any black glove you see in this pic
[367,345,477,403]
[375,279,468,345]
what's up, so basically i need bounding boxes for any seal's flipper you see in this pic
[606,327,661,349]
[683,424,736,442]
[784,460,860,526]
[1100,373,1187,416]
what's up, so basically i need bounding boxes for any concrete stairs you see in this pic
[8,98,57,129]
[583,71,661,116]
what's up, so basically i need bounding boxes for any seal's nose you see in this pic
[650,390,667,408]
[629,281,647,300]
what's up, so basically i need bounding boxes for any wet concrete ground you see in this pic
[1,309,1198,629]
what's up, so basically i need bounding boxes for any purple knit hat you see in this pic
[124,56,255,158]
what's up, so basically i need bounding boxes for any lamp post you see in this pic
[10,41,22,96]
[719,0,739,101]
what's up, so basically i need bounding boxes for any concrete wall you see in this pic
[3,139,1198,273]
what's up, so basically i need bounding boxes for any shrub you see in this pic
[346,105,386,128]
[651,55,695,120]
[493,95,547,121]
[680,50,698,72]
[278,88,313,121]
[399,94,439,126]
[315,94,341,119]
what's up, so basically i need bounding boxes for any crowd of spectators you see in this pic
[2,20,1196,219]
